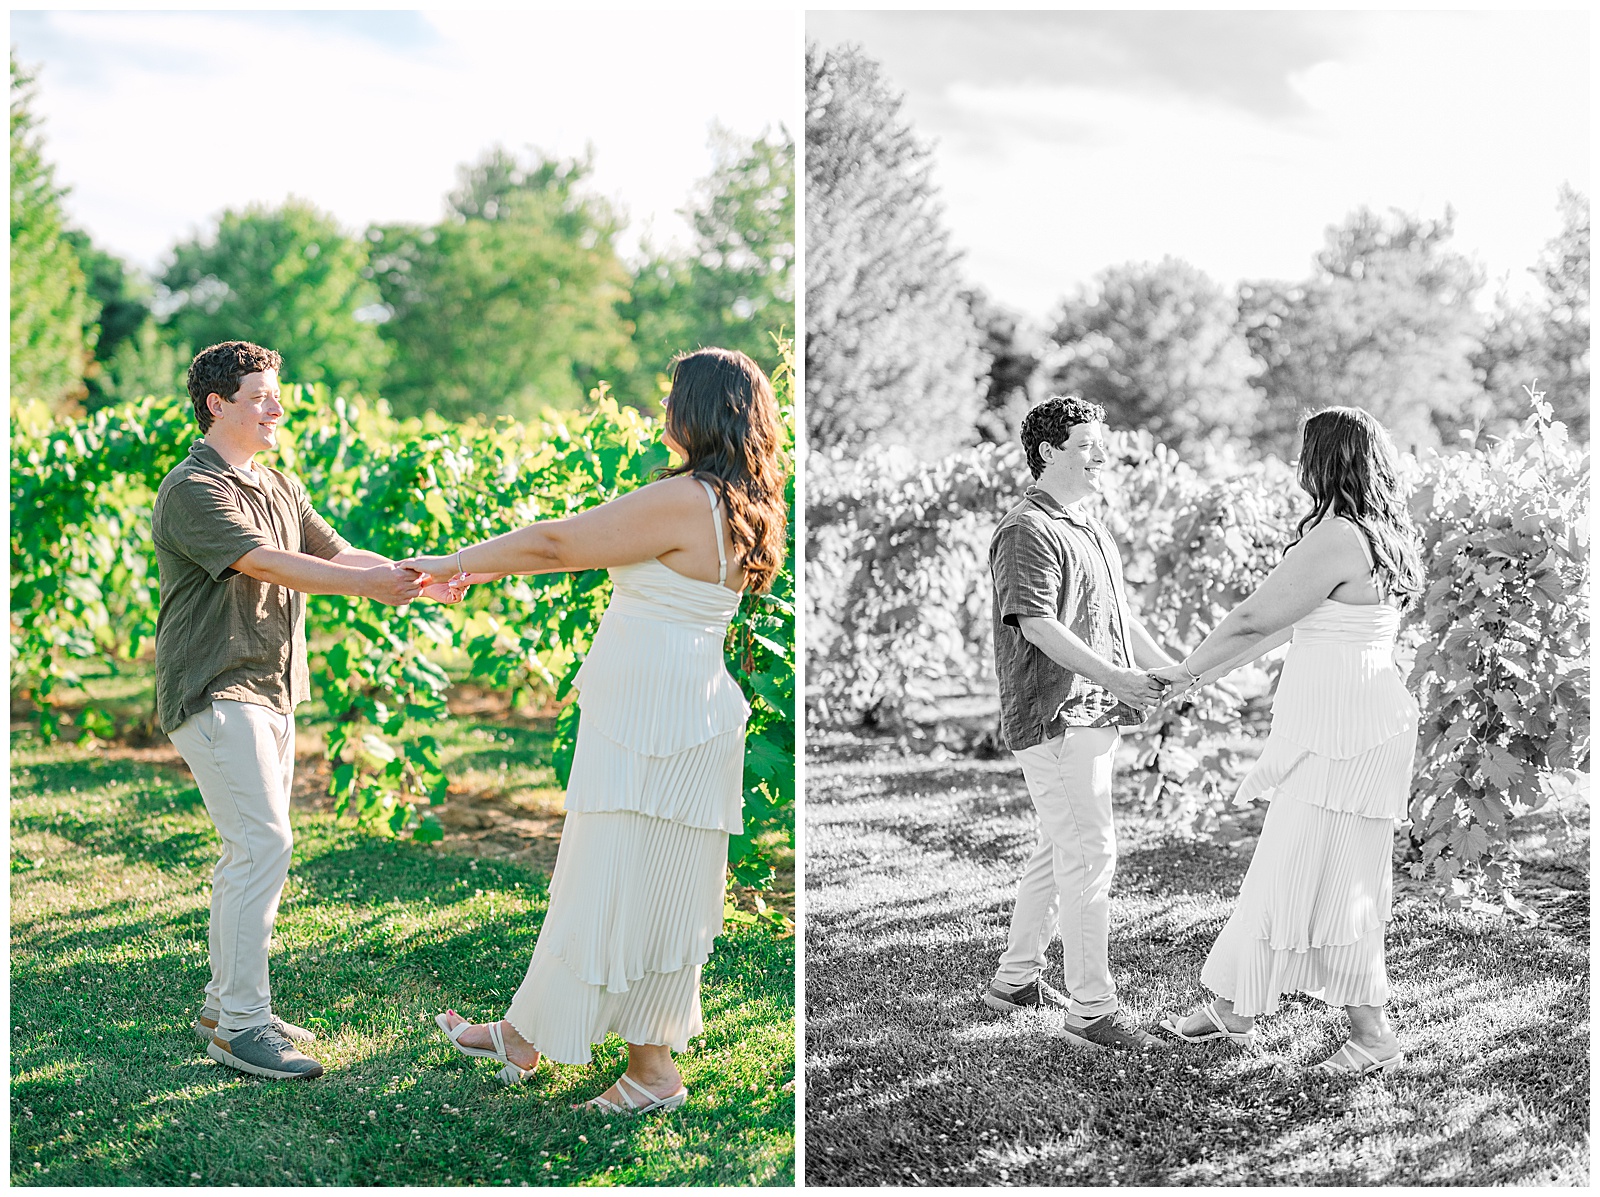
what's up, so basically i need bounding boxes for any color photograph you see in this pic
[804,9,1588,1187]
[11,9,796,1186]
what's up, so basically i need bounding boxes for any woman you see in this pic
[1153,407,1423,1076]
[402,348,787,1112]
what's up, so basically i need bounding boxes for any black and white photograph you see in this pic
[803,9,1589,1186]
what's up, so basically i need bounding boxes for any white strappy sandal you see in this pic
[1160,999,1258,1049]
[1313,1039,1404,1076]
[434,1012,540,1086]
[579,1072,688,1115]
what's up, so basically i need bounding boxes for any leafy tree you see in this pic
[805,41,987,457]
[621,251,696,408]
[1240,207,1484,456]
[1043,258,1262,453]
[965,287,1045,446]
[63,231,163,409]
[370,148,635,422]
[624,127,800,406]
[65,234,148,362]
[1533,186,1591,440]
[683,126,795,365]
[10,54,98,409]
[1476,187,1590,442]
[622,128,795,407]
[96,321,190,407]
[160,199,390,396]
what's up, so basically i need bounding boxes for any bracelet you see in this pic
[455,548,464,576]
[1181,656,1201,683]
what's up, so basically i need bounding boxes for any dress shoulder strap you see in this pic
[696,478,727,586]
[1334,515,1378,573]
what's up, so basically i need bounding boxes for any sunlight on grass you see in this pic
[11,732,795,1187]
[804,739,1589,1186]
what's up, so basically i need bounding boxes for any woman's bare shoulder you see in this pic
[1320,514,1375,549]
[631,473,711,502]
[605,473,713,518]
[1301,513,1361,542]
[1292,515,1371,569]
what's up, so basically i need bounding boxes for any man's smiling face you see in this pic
[1039,419,1109,502]
[209,369,283,455]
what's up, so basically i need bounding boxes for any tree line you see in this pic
[805,42,1591,460]
[10,53,794,422]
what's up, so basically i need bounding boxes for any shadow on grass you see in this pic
[14,753,200,800]
[14,927,794,1186]
[804,752,1590,1187]
[12,743,795,1186]
[436,721,558,769]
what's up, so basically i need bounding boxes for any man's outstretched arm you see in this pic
[328,548,468,602]
[329,547,394,568]
[1127,618,1179,672]
[232,547,423,606]
[1016,615,1168,708]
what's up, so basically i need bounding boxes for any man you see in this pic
[153,341,452,1081]
[983,394,1179,1051]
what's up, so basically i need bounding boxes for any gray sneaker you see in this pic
[983,978,1071,1015]
[195,1007,316,1045]
[1061,1008,1168,1053]
[208,1025,325,1080]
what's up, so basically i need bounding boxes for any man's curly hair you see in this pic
[187,341,283,432]
[1020,394,1107,478]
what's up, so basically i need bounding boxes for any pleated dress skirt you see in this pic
[1201,600,1419,1016]
[503,560,747,1064]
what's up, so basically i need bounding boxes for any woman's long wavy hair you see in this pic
[1289,406,1424,609]
[658,348,788,594]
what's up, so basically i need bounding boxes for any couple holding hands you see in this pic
[982,395,1422,1077]
[153,339,786,1114]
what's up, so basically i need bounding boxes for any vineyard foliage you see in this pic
[807,399,1590,906]
[1400,395,1589,911]
[11,347,796,888]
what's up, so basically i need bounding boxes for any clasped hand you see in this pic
[359,563,467,606]
[1104,662,1225,722]
[393,554,507,606]
[1143,663,1245,713]
[1104,666,1173,709]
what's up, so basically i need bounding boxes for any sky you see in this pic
[12,9,799,275]
[807,9,1591,319]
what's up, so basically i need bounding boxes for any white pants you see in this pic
[992,726,1121,1018]
[169,699,295,1034]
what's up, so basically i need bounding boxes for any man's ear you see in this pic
[208,392,226,421]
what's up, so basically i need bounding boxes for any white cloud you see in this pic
[15,10,798,272]
[831,10,1589,318]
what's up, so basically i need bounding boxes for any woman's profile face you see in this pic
[1294,443,1312,496]
[663,424,686,460]
[1296,420,1336,499]
[660,396,687,460]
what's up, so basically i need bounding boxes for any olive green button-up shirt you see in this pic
[152,440,350,734]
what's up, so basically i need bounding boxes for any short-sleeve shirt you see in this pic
[990,486,1137,751]
[152,440,350,733]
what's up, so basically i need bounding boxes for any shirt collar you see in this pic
[189,439,265,490]
[1023,485,1098,530]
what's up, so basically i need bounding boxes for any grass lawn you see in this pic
[10,721,795,1187]
[803,732,1589,1187]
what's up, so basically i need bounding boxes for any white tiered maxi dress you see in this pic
[1201,598,1419,1016]
[503,544,746,1064]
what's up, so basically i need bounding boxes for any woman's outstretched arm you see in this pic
[1157,518,1370,683]
[401,476,707,579]
[1159,625,1294,692]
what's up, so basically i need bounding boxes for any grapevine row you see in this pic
[11,349,796,889]
[805,402,1589,907]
